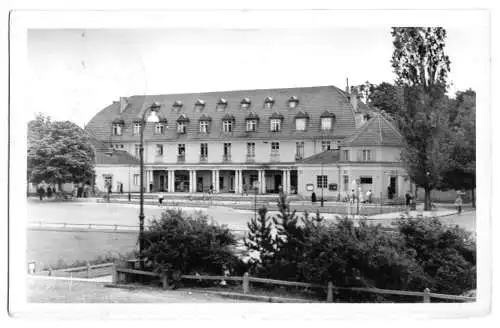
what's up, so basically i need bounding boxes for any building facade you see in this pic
[86,85,411,200]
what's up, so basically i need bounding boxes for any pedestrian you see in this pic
[366,189,372,204]
[455,193,463,215]
[120,183,123,194]
[158,192,164,207]
[405,191,412,210]
[350,189,356,204]
[46,186,52,199]
[38,187,44,201]
[243,184,248,196]
[311,191,317,204]
[209,184,214,194]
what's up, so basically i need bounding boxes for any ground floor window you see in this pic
[360,176,373,184]
[133,174,140,186]
[343,175,349,191]
[316,175,328,188]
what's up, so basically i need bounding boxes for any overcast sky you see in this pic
[27,27,484,127]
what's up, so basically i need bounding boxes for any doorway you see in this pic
[389,176,397,199]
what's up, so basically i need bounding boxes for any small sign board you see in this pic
[329,183,338,191]
[306,183,314,191]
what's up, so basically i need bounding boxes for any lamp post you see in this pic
[138,102,160,268]
[320,136,324,207]
[253,180,259,222]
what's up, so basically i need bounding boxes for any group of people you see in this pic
[37,185,54,200]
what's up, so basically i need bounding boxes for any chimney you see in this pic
[119,97,128,113]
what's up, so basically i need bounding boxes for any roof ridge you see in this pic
[343,115,375,146]
[379,112,404,139]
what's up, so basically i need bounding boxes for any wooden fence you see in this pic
[36,262,115,278]
[113,266,475,303]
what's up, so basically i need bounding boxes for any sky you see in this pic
[27,27,485,127]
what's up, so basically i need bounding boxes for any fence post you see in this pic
[86,261,91,278]
[423,288,430,303]
[161,272,169,290]
[242,272,249,294]
[111,264,117,284]
[327,281,333,302]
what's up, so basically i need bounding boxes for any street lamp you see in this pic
[253,180,259,222]
[138,102,160,268]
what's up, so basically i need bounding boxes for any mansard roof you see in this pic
[300,150,341,165]
[342,111,404,147]
[84,85,357,141]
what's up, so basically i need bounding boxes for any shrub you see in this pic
[243,207,276,275]
[141,209,242,276]
[396,217,476,294]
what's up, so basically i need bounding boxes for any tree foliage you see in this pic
[27,114,96,187]
[243,207,275,274]
[142,209,241,276]
[391,27,452,210]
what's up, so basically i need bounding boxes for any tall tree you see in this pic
[391,27,451,210]
[27,114,96,190]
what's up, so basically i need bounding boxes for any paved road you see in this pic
[27,276,250,303]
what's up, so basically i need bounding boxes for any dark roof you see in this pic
[95,149,140,165]
[295,110,310,119]
[222,113,236,121]
[245,112,260,120]
[84,85,357,142]
[342,112,403,147]
[177,114,190,123]
[320,110,336,118]
[199,114,212,121]
[300,150,341,164]
[269,112,284,120]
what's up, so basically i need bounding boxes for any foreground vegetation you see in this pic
[140,194,475,301]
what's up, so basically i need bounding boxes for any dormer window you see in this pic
[199,114,212,134]
[177,115,189,134]
[288,96,299,109]
[112,119,124,136]
[222,114,235,133]
[270,119,281,132]
[172,100,183,112]
[194,99,205,112]
[133,122,142,136]
[264,97,274,109]
[320,111,336,130]
[245,112,259,132]
[217,98,228,112]
[154,122,165,135]
[241,97,251,110]
[294,110,309,131]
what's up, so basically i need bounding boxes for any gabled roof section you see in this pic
[95,149,140,165]
[295,110,310,119]
[300,150,340,165]
[342,112,403,147]
[245,112,259,120]
[199,114,212,121]
[222,113,236,121]
[269,112,284,120]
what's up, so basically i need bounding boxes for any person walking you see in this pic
[46,186,52,199]
[366,189,372,204]
[158,192,164,207]
[455,193,463,215]
[311,191,317,204]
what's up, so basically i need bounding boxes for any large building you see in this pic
[85,85,411,200]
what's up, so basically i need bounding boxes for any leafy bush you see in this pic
[141,209,243,276]
[396,217,476,294]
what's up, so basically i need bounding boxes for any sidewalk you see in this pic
[368,204,458,221]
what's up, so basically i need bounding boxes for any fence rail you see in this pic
[112,267,475,303]
[33,262,115,278]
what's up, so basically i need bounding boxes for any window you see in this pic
[133,123,142,135]
[200,143,208,159]
[178,144,185,156]
[360,176,373,184]
[332,140,339,150]
[247,142,255,156]
[120,144,124,149]
[134,144,140,158]
[343,150,350,161]
[172,100,183,112]
[295,118,306,131]
[288,96,299,108]
[321,140,331,151]
[246,120,257,132]
[217,98,227,112]
[177,122,186,134]
[241,98,251,109]
[133,174,140,186]
[362,150,372,161]
[264,97,274,109]
[154,123,165,135]
[270,119,281,132]
[112,124,122,136]
[321,118,332,130]
[296,141,304,159]
[223,143,231,160]
[155,144,163,156]
[194,100,205,112]
[328,184,338,191]
[199,121,209,133]
[271,142,280,153]
[343,175,349,191]
[222,120,233,133]
[316,175,328,188]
